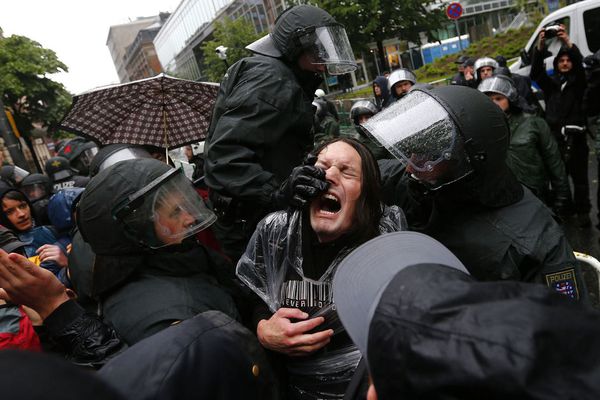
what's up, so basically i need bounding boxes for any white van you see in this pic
[510,0,600,77]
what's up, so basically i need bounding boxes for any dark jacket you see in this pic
[377,86,585,300]
[102,244,241,345]
[450,71,467,86]
[372,76,392,110]
[77,159,241,344]
[506,111,571,205]
[380,162,584,300]
[204,55,316,212]
[98,311,278,400]
[313,113,340,146]
[368,264,600,399]
[531,44,587,132]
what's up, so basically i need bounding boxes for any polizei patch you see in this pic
[545,268,579,300]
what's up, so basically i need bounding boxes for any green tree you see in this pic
[313,0,446,73]
[201,17,262,82]
[0,34,72,138]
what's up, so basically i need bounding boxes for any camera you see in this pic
[215,45,228,60]
[544,24,563,38]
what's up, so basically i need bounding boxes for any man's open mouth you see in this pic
[317,193,341,215]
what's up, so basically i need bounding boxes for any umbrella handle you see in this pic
[162,107,170,164]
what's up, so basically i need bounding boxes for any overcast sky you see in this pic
[1,0,182,95]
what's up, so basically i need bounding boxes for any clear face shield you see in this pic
[113,168,216,249]
[78,146,99,168]
[12,166,30,185]
[303,25,357,75]
[362,90,473,189]
[21,183,49,202]
[477,76,517,103]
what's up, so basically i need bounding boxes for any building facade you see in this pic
[106,15,165,83]
[123,13,170,81]
[153,0,288,81]
[365,0,543,79]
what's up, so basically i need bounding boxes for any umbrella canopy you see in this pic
[59,73,219,149]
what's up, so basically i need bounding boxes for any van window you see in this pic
[584,7,600,52]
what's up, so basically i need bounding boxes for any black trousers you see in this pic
[559,132,591,214]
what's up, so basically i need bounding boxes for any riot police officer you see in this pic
[44,156,89,193]
[205,4,357,262]
[58,137,98,176]
[364,86,586,301]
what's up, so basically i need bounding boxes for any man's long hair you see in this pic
[312,137,383,244]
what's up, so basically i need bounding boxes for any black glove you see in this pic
[274,164,328,209]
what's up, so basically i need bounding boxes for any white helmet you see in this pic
[477,75,518,103]
[474,57,498,80]
[388,69,417,99]
[315,89,326,98]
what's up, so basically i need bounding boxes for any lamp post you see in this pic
[215,45,229,68]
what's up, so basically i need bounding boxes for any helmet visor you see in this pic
[78,147,98,168]
[477,77,517,102]
[310,25,357,75]
[114,168,216,249]
[12,166,30,184]
[21,183,49,202]
[362,90,473,188]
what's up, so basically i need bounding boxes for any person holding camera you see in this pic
[530,24,590,226]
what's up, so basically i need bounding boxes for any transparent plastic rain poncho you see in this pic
[236,206,406,398]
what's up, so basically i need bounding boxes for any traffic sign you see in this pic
[446,2,463,20]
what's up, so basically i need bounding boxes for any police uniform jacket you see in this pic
[204,55,316,215]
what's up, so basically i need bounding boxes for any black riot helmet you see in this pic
[59,137,99,176]
[45,156,75,183]
[79,158,216,252]
[246,5,357,75]
[363,85,522,207]
[77,158,217,294]
[19,173,52,202]
[0,165,30,186]
[89,144,152,177]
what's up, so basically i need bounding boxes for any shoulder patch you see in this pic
[545,268,579,300]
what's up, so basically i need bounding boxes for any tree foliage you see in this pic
[0,34,72,137]
[312,0,446,71]
[200,17,262,82]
